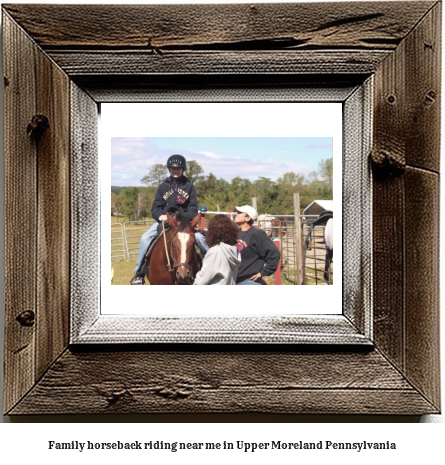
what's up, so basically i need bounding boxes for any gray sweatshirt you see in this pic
[193,243,241,285]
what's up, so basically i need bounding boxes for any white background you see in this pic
[101,102,342,315]
[0,0,444,462]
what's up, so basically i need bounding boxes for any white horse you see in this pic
[302,211,333,284]
[323,217,333,283]
[257,214,286,237]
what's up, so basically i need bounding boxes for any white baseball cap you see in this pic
[235,205,258,221]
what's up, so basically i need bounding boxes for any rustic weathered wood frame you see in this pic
[74,84,372,346]
[2,2,441,415]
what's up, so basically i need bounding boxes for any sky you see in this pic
[111,136,333,187]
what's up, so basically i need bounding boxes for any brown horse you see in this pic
[148,212,201,285]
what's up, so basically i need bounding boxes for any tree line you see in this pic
[111,158,333,221]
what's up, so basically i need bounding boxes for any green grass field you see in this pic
[112,258,293,286]
[112,259,144,285]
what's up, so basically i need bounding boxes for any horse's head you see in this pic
[166,212,201,284]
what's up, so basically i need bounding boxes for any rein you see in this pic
[162,220,173,272]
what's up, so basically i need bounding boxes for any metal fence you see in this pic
[111,209,333,285]
[255,213,333,285]
[124,219,155,261]
[257,214,298,285]
[111,223,126,261]
[302,216,333,285]
[111,219,155,262]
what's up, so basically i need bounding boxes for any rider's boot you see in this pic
[130,255,150,285]
[130,273,144,285]
[130,265,146,285]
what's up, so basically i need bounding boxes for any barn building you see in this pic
[303,200,333,222]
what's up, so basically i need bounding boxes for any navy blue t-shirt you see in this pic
[236,227,280,282]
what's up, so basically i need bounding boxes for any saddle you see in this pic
[138,224,170,276]
[194,243,204,268]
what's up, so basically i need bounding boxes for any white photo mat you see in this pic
[100,102,342,316]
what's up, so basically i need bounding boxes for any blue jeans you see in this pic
[134,223,208,272]
[236,277,264,285]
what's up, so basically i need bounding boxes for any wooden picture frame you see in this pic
[2,2,441,416]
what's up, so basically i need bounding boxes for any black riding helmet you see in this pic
[166,154,187,169]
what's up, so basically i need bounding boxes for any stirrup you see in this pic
[130,274,145,285]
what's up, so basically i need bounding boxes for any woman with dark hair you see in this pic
[193,215,241,285]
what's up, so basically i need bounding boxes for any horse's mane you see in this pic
[177,213,192,231]
[170,210,192,232]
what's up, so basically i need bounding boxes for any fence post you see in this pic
[294,193,302,285]
[200,212,206,231]
[273,238,281,285]
[251,196,257,211]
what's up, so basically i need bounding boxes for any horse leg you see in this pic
[323,249,333,283]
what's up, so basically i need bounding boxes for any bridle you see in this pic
[162,220,194,279]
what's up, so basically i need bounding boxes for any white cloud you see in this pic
[111,138,322,186]
[197,151,223,159]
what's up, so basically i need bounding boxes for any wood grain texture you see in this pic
[372,2,441,411]
[372,20,409,371]
[2,2,441,416]
[3,10,71,413]
[404,2,441,172]
[8,349,437,415]
[46,50,390,76]
[372,175,405,367]
[3,1,433,79]
[404,168,440,407]
[371,2,441,172]
[35,37,71,382]
[2,2,435,49]
[3,12,38,414]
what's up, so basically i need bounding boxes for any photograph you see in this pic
[101,102,343,317]
[110,136,334,288]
